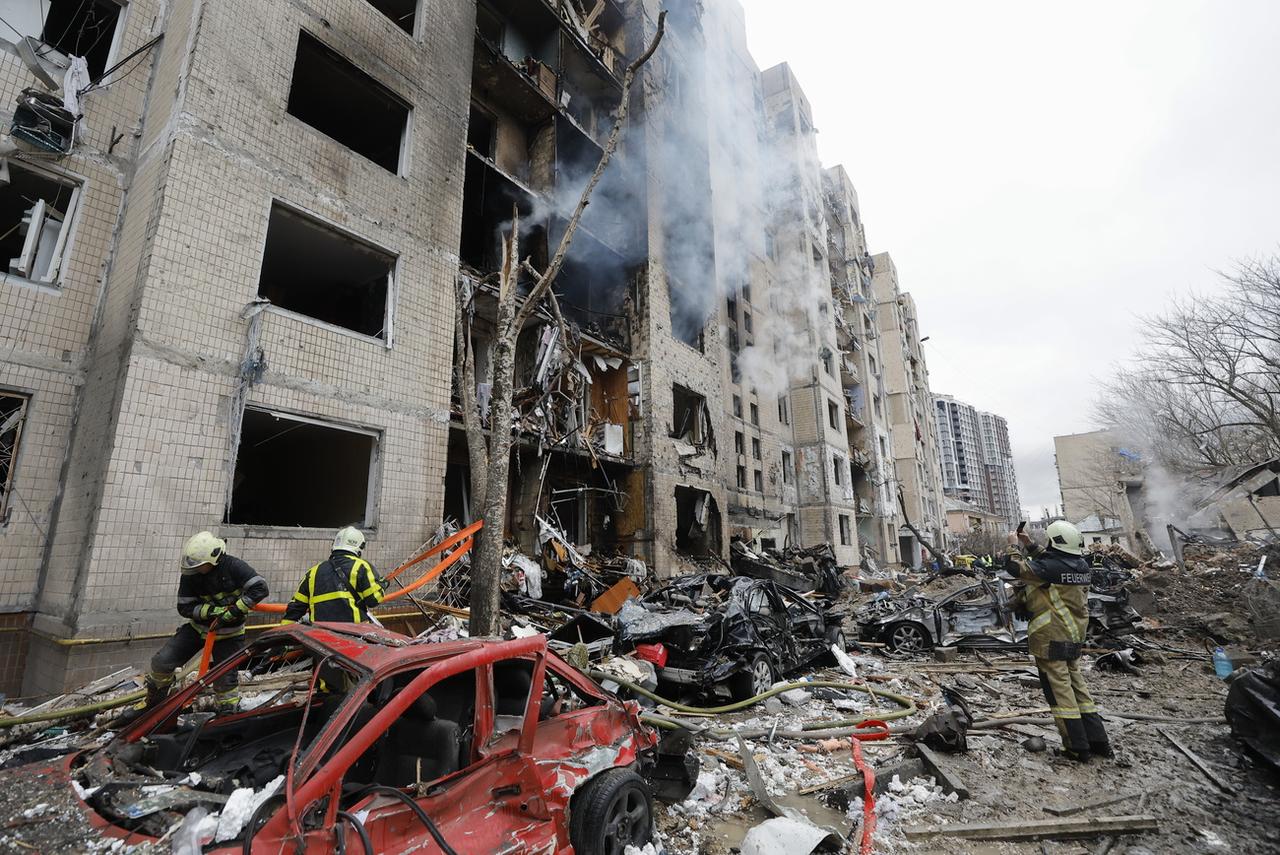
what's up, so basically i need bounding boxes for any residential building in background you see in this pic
[872,256,946,567]
[934,394,1022,529]
[1054,428,1146,551]
[823,167,901,567]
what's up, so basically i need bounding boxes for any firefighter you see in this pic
[1006,520,1113,762]
[146,531,269,712]
[282,526,386,624]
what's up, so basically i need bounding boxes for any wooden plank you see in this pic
[703,747,744,770]
[798,772,861,795]
[915,744,969,800]
[1044,790,1142,817]
[903,815,1160,842]
[1157,727,1237,794]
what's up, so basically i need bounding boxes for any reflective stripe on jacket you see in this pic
[282,551,385,624]
[1007,546,1091,659]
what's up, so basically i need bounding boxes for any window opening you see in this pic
[228,408,378,527]
[0,160,80,285]
[0,391,30,520]
[366,0,416,34]
[258,203,394,339]
[287,31,410,174]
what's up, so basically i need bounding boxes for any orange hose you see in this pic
[197,622,218,676]
[252,522,482,614]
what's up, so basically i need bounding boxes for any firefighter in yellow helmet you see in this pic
[146,531,269,712]
[283,526,387,624]
[1005,520,1112,762]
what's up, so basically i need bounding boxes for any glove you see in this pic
[208,605,233,625]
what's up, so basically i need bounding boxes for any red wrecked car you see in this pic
[9,626,695,853]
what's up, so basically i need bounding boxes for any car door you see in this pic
[779,587,825,665]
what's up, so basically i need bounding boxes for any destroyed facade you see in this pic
[0,0,948,694]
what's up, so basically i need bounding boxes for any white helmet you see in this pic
[182,531,226,572]
[1045,521,1085,556]
[333,526,366,555]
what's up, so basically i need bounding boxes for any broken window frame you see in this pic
[781,450,792,485]
[256,199,398,345]
[1,158,83,289]
[0,390,30,522]
[227,406,382,529]
[838,514,852,546]
[828,399,840,431]
[0,0,128,80]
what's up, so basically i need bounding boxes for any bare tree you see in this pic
[1098,254,1280,477]
[453,16,666,636]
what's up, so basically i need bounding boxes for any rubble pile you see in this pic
[1130,540,1280,644]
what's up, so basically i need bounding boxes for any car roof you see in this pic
[259,623,540,675]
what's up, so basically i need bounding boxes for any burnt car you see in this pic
[856,574,1142,653]
[3,626,693,854]
[620,574,847,701]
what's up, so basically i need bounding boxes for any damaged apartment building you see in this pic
[0,0,945,694]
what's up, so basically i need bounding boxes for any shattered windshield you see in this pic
[74,639,361,843]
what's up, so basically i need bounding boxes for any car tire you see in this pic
[729,652,775,701]
[823,626,848,664]
[569,767,653,855]
[884,621,932,653]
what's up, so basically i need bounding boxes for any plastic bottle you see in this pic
[1212,646,1233,679]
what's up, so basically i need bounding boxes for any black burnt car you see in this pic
[618,574,846,701]
[856,572,1142,653]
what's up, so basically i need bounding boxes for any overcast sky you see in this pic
[736,0,1280,517]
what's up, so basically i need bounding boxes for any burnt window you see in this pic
[751,437,761,460]
[366,0,417,34]
[839,514,851,546]
[258,204,394,339]
[781,451,792,484]
[742,283,752,303]
[467,103,496,158]
[228,408,378,527]
[287,32,410,174]
[777,395,790,425]
[670,385,709,444]
[5,0,126,79]
[0,391,30,521]
[737,465,747,489]
[753,469,763,492]
[732,394,743,418]
[0,159,82,287]
[749,402,759,426]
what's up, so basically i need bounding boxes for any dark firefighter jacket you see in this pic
[1005,545,1091,660]
[283,551,386,624]
[177,554,270,638]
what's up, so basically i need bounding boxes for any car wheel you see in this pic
[823,626,848,664]
[885,621,931,653]
[730,652,775,701]
[569,768,653,855]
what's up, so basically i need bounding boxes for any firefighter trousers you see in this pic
[147,623,245,708]
[1034,656,1111,756]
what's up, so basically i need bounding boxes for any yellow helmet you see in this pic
[182,531,226,572]
[333,525,366,555]
[1045,521,1085,556]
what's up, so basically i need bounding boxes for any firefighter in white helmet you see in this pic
[1005,520,1112,762]
[145,531,269,712]
[282,526,386,624]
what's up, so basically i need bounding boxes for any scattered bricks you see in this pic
[934,645,959,663]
